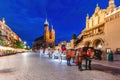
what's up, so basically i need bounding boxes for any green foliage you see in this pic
[0,41,7,46]
[16,41,25,49]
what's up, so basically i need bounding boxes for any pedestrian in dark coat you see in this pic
[85,48,95,70]
[66,49,71,66]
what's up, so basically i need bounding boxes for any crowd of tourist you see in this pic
[66,48,95,71]
[35,48,64,63]
[34,47,99,71]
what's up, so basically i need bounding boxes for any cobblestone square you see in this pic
[0,52,120,80]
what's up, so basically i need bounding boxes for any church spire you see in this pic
[1,17,5,24]
[96,3,99,7]
[44,17,49,25]
[51,25,54,30]
[51,25,55,32]
[86,13,89,19]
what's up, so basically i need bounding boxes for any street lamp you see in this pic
[27,46,30,49]
[23,41,27,49]
[23,41,27,45]
[97,44,102,49]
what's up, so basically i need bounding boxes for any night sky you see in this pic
[0,0,120,47]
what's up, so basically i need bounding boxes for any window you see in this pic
[106,48,111,53]
[116,48,120,54]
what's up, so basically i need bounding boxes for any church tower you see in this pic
[51,25,55,42]
[43,18,55,48]
[107,0,116,12]
[44,18,49,42]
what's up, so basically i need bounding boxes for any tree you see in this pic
[16,41,25,49]
[72,34,77,39]
[0,41,7,46]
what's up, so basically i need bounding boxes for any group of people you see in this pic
[35,48,63,63]
[66,48,95,71]
[35,47,96,71]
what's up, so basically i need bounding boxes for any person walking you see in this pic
[58,49,62,63]
[77,48,84,71]
[85,48,95,70]
[48,48,51,58]
[74,49,79,66]
[66,49,71,66]
[52,49,55,59]
[49,48,53,58]
[70,49,75,63]
[108,50,114,62]
[40,48,43,56]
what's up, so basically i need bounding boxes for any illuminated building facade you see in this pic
[0,17,22,47]
[44,18,55,48]
[75,0,120,59]
[32,18,55,49]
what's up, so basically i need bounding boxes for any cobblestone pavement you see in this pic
[0,52,120,80]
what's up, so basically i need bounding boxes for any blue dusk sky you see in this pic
[0,0,120,47]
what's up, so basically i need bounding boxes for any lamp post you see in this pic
[97,44,102,49]
[23,41,27,49]
[23,41,27,45]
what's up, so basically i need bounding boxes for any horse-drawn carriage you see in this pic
[82,47,102,60]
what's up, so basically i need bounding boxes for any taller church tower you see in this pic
[44,18,49,42]
[43,18,55,48]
